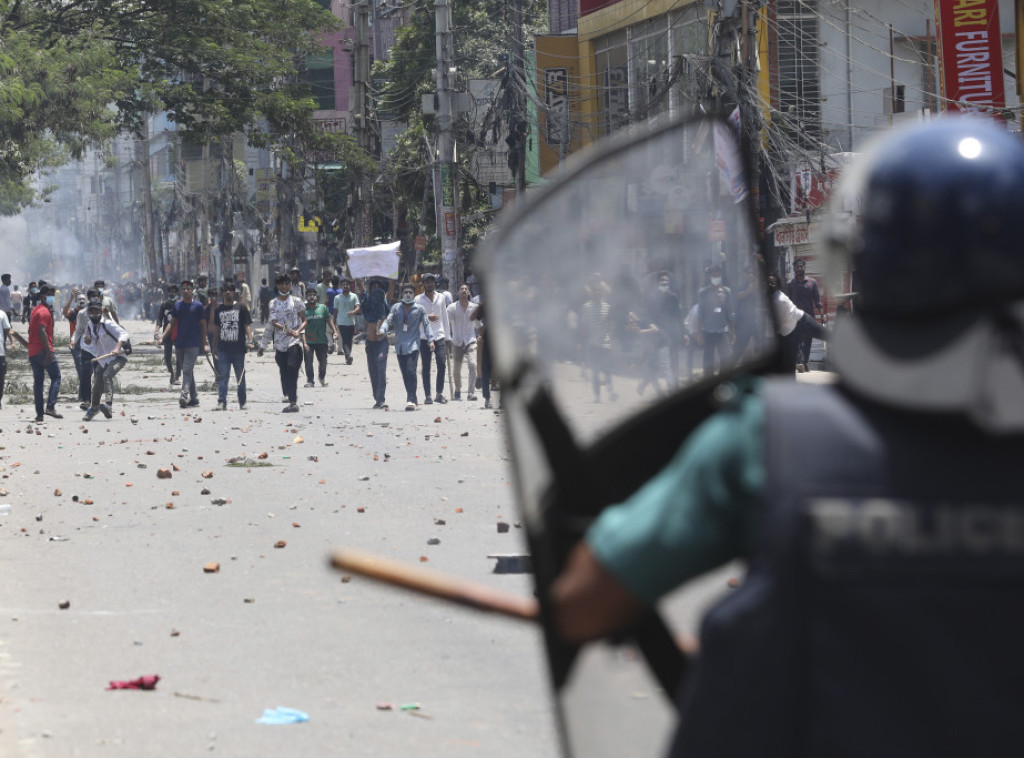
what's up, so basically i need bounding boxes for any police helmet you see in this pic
[827,117,1024,432]
[827,117,1024,317]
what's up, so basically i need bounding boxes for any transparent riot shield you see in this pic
[477,115,779,756]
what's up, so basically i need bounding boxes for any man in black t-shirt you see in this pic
[211,283,254,410]
[258,278,272,324]
[783,257,824,371]
[154,283,180,384]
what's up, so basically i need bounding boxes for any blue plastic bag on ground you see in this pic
[255,706,310,725]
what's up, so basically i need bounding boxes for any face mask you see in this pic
[278,289,290,298]
[45,295,54,306]
[710,277,722,286]
[30,287,39,294]
[402,294,414,304]
[658,283,670,292]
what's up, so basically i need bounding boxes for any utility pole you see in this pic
[137,119,158,283]
[353,0,372,247]
[510,0,527,193]
[276,152,294,271]
[199,76,212,277]
[739,0,760,228]
[435,0,460,286]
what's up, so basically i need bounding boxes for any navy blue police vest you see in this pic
[671,379,1024,757]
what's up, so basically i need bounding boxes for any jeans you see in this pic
[480,338,492,401]
[365,339,388,405]
[586,344,615,399]
[701,332,732,376]
[29,352,61,417]
[90,356,127,408]
[178,346,200,402]
[640,341,675,394]
[796,321,813,366]
[398,350,420,404]
[452,342,477,395]
[72,346,90,402]
[161,335,177,377]
[420,339,446,397]
[80,349,96,401]
[337,324,355,360]
[794,315,828,366]
[217,346,247,405]
[275,344,303,403]
[304,343,328,383]
[0,356,6,405]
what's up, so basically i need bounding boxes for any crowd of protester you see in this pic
[0,257,825,420]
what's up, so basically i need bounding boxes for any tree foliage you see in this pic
[372,0,543,258]
[0,0,341,215]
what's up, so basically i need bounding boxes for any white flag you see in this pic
[347,241,402,280]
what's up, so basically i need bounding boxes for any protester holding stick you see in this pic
[83,302,129,421]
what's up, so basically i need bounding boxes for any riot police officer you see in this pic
[549,117,1024,757]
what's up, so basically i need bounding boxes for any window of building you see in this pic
[629,16,669,120]
[596,30,628,137]
[776,0,820,146]
[304,50,336,112]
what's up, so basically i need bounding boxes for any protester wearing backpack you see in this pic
[82,301,130,421]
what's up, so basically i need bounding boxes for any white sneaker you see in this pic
[405,401,416,411]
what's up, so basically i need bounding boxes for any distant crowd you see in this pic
[0,257,830,423]
[0,267,494,422]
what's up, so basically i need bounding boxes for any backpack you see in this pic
[102,322,133,356]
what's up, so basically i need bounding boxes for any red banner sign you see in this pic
[934,0,1005,113]
[792,169,839,214]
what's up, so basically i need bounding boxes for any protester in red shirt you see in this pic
[28,283,63,423]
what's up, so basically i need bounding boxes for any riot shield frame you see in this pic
[477,112,784,755]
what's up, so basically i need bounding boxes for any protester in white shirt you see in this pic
[95,280,120,324]
[768,274,828,373]
[10,287,23,321]
[258,274,307,412]
[74,290,113,409]
[413,273,451,404]
[82,302,130,421]
[0,274,12,320]
[771,285,803,338]
[0,308,11,409]
[447,285,479,401]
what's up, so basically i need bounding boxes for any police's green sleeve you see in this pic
[586,389,764,605]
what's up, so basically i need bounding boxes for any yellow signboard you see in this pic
[298,214,322,233]
[536,36,583,177]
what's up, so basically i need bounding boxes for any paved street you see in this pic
[0,318,559,757]
[0,318,834,757]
